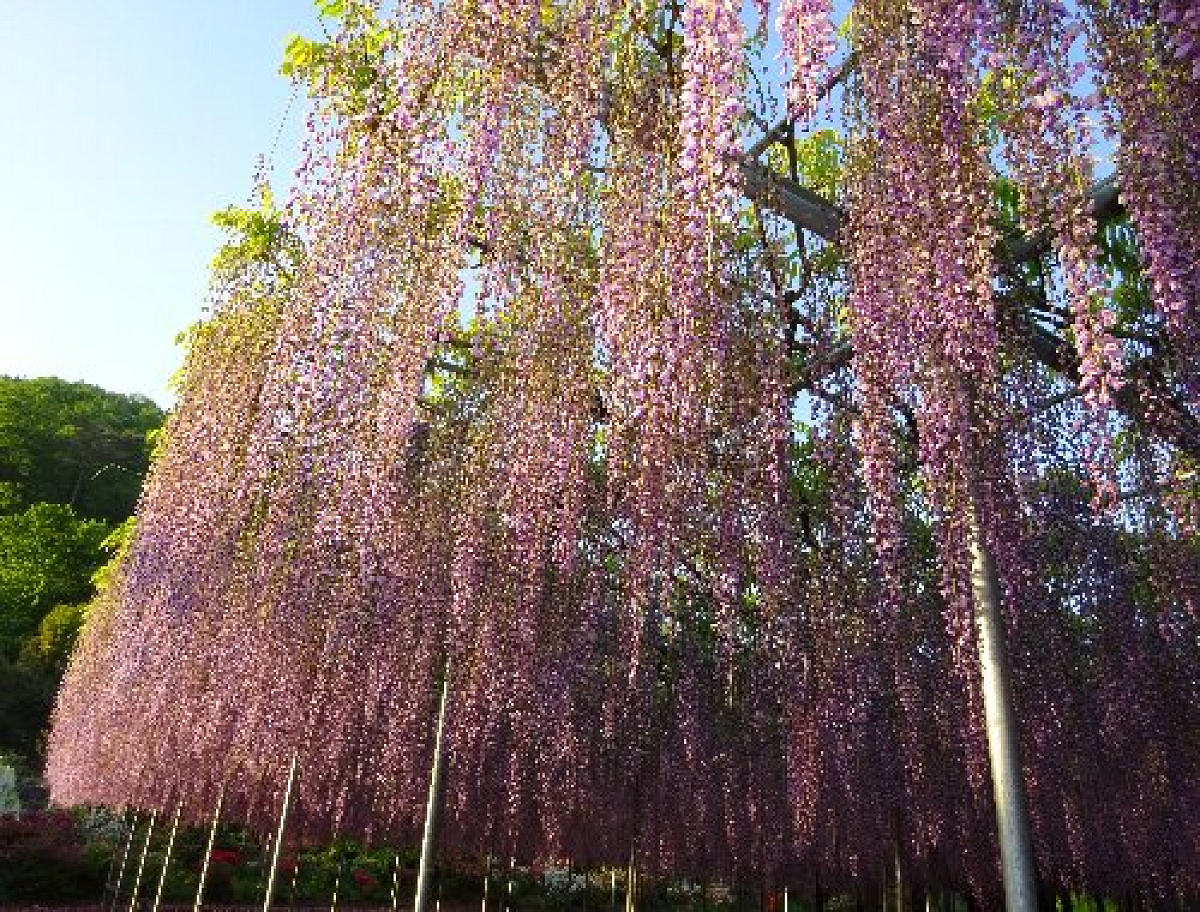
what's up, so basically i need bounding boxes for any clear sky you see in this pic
[0,2,316,407]
[0,2,1107,411]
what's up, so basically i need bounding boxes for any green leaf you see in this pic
[317,0,346,19]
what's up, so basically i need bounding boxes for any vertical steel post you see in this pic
[151,803,183,912]
[106,811,138,912]
[968,515,1038,912]
[287,852,301,912]
[624,853,636,912]
[414,667,451,912]
[330,859,344,912]
[194,787,225,912]
[262,753,300,912]
[128,810,159,912]
[506,857,515,912]
[391,852,402,912]
[100,811,125,912]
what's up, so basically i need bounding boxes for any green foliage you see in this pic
[765,128,844,202]
[280,2,392,112]
[0,659,57,762]
[1095,215,1154,333]
[974,66,1025,145]
[0,376,157,767]
[794,129,843,201]
[210,186,302,283]
[280,33,332,80]
[169,190,301,397]
[22,603,86,672]
[0,377,163,524]
[0,503,108,658]
[993,175,1021,236]
[90,516,136,596]
[790,424,831,515]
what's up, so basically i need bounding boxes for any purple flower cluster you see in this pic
[44,0,1197,904]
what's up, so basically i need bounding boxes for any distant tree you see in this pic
[0,377,164,523]
[0,376,158,770]
[0,504,108,659]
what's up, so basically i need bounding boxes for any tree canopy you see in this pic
[0,504,107,660]
[0,379,161,765]
[0,377,164,524]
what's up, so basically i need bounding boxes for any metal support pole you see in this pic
[194,787,225,912]
[128,810,159,912]
[482,855,492,912]
[505,857,514,912]
[624,854,636,912]
[288,853,301,912]
[330,859,344,912]
[106,811,138,912]
[100,810,126,912]
[151,803,183,912]
[893,841,906,912]
[414,667,451,912]
[263,753,300,912]
[391,852,402,912]
[968,515,1038,912]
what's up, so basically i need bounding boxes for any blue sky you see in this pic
[0,3,314,406]
[4,2,1107,410]
[0,2,861,409]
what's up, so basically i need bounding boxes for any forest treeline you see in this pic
[0,376,163,771]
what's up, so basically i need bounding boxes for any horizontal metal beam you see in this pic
[744,160,1122,260]
[740,159,845,242]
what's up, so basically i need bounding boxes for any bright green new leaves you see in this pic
[280,2,393,114]
[210,187,302,285]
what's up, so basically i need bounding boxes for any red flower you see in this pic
[351,867,378,888]
[208,847,242,866]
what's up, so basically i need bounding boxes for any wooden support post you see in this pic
[968,514,1038,912]
[128,810,158,912]
[151,803,183,912]
[262,753,300,912]
[414,667,451,912]
[194,787,225,912]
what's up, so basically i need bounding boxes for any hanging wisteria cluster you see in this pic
[48,0,1196,906]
